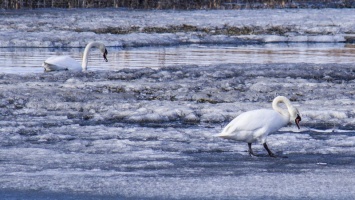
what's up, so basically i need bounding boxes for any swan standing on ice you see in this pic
[43,42,108,72]
[217,96,301,158]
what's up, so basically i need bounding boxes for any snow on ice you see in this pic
[0,8,355,200]
[0,62,355,199]
[1,9,355,47]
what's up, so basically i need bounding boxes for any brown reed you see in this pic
[0,0,354,9]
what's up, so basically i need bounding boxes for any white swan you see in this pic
[217,96,301,158]
[43,42,108,72]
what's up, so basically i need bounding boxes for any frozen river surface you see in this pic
[1,8,355,48]
[0,8,355,200]
[0,63,355,199]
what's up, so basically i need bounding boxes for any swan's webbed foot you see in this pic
[247,143,287,158]
[263,143,288,158]
[248,143,258,157]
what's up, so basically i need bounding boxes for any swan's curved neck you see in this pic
[81,42,102,71]
[272,96,293,119]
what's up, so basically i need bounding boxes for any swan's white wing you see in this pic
[43,56,81,71]
[218,109,287,143]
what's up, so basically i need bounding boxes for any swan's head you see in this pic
[290,107,301,129]
[96,43,108,62]
[103,48,108,62]
[98,46,108,62]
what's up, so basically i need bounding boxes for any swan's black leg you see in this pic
[263,143,277,158]
[248,143,258,157]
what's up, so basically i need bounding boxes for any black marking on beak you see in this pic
[103,49,108,62]
[295,114,301,129]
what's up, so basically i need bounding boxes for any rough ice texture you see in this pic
[1,8,355,199]
[1,9,355,47]
[1,63,354,129]
[1,63,355,199]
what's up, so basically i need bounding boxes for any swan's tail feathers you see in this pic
[213,133,223,138]
[215,129,229,138]
[215,123,235,139]
[215,134,229,139]
[215,132,232,139]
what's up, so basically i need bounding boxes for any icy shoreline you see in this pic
[1,9,355,48]
[1,62,355,199]
[1,8,355,199]
[1,63,354,129]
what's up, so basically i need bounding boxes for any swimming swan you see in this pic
[43,42,108,72]
[217,96,301,158]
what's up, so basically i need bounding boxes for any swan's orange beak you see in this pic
[295,114,301,129]
[103,49,108,62]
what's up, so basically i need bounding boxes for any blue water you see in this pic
[1,43,355,74]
